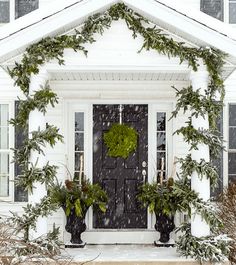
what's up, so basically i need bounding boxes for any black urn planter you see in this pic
[154,212,175,246]
[63,207,88,248]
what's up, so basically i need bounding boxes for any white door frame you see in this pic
[65,100,173,243]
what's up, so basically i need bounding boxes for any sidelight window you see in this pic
[156,112,167,181]
[74,112,84,179]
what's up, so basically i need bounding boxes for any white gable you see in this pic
[0,0,236,68]
[46,20,191,82]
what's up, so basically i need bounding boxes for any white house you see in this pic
[0,0,236,248]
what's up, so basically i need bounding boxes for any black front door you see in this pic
[93,104,148,229]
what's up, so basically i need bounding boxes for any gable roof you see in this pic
[0,0,236,68]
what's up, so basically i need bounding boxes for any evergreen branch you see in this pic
[175,119,224,158]
[9,196,58,241]
[12,125,63,166]
[15,163,58,194]
[0,218,63,264]
[177,155,218,188]
[176,223,231,264]
[171,86,223,129]
[10,82,58,128]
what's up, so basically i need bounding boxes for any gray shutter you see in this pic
[211,111,223,198]
[228,104,236,184]
[14,101,28,202]
[15,0,38,19]
[0,1,10,23]
[200,0,224,21]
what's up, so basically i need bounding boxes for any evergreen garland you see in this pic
[171,86,223,129]
[10,82,58,128]
[175,119,224,158]
[177,155,218,188]
[6,2,229,262]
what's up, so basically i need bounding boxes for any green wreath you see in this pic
[103,123,138,159]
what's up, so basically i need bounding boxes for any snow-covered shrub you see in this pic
[217,183,236,264]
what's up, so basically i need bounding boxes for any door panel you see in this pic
[93,104,148,229]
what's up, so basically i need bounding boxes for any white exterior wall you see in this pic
[39,0,64,9]
[0,68,23,99]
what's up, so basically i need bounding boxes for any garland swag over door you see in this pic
[93,105,148,229]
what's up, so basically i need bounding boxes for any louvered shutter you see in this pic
[15,0,38,19]
[211,111,223,198]
[14,101,28,202]
[200,0,224,21]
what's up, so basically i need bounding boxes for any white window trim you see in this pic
[148,103,173,229]
[65,102,92,230]
[0,101,14,202]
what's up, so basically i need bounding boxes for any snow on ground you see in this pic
[61,245,194,262]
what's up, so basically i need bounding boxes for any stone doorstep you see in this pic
[0,258,230,265]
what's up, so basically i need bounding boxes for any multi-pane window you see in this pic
[0,0,10,23]
[0,0,38,23]
[228,104,236,183]
[229,0,236,23]
[200,0,236,24]
[0,104,10,197]
[200,0,224,21]
[156,112,167,181]
[74,112,84,180]
[15,0,38,19]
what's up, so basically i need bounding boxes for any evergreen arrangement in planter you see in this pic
[50,177,107,246]
[138,177,176,244]
[103,123,138,159]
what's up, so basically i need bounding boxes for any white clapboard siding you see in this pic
[172,109,191,176]
[0,68,23,99]
[45,100,66,237]
[225,70,236,101]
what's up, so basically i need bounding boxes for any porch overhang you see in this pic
[44,57,234,81]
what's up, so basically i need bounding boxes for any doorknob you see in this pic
[142,161,147,167]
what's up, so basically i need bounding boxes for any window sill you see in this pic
[0,201,28,211]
